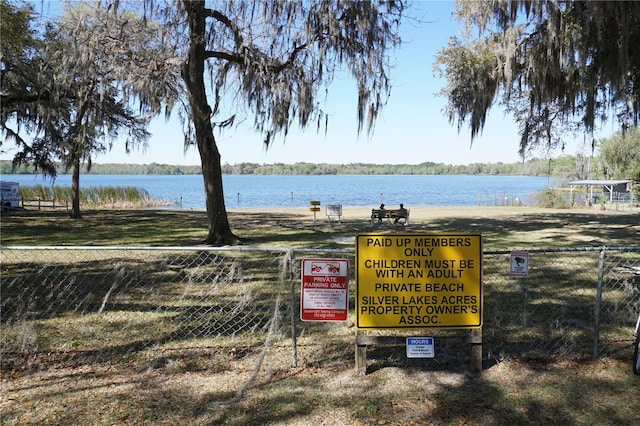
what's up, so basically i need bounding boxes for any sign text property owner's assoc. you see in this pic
[356,233,483,329]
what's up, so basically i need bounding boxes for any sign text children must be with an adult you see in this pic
[356,233,483,329]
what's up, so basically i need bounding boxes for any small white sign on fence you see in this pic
[510,251,529,277]
[406,337,435,358]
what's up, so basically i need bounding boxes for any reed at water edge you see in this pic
[17,185,171,208]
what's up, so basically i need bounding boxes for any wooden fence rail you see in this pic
[20,198,69,210]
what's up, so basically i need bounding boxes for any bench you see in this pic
[371,208,409,225]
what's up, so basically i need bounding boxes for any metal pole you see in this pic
[290,251,298,368]
[594,247,606,357]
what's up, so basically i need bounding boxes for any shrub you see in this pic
[532,188,570,208]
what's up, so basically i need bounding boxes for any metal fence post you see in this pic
[2,246,639,376]
[594,247,606,357]
[289,250,298,368]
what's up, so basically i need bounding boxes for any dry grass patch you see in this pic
[1,206,639,425]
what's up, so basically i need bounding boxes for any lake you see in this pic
[0,174,554,209]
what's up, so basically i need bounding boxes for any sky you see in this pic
[3,1,608,167]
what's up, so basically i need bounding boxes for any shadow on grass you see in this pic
[1,209,637,248]
[191,356,634,425]
[1,209,638,424]
[237,210,639,249]
[0,209,211,246]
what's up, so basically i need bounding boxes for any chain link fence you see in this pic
[1,247,294,400]
[482,247,640,361]
[1,245,639,388]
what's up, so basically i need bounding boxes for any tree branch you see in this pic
[1,92,50,108]
[203,6,309,73]
[206,8,244,49]
[270,42,308,73]
[204,50,244,64]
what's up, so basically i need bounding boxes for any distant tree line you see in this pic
[4,1,639,243]
[0,155,600,179]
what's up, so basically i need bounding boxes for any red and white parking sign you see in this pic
[301,258,349,322]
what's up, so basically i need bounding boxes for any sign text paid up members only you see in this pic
[356,233,483,329]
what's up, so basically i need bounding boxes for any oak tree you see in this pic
[1,1,155,218]
[598,128,640,182]
[109,0,406,245]
[434,0,640,158]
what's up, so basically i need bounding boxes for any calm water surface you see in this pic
[1,174,553,209]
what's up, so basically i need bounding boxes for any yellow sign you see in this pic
[356,233,483,329]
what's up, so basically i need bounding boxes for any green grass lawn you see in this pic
[1,207,637,248]
[1,207,639,425]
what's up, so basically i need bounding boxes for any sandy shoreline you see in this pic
[226,205,636,221]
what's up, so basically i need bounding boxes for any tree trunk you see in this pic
[70,155,81,219]
[183,1,238,246]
